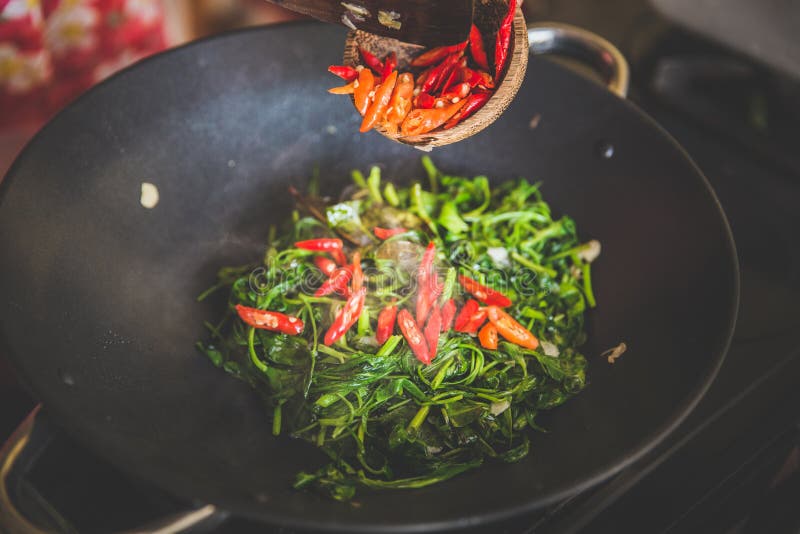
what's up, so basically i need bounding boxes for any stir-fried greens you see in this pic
[197,158,597,501]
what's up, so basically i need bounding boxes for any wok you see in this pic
[0,23,738,532]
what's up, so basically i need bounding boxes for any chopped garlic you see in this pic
[578,240,601,263]
[490,400,510,416]
[541,340,560,357]
[602,342,627,364]
[140,182,159,209]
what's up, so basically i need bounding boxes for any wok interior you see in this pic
[0,24,736,529]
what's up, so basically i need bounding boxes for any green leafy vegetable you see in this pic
[198,159,597,501]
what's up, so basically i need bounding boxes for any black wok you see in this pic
[0,23,738,532]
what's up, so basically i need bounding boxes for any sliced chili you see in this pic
[353,68,375,116]
[458,274,512,307]
[397,309,431,364]
[323,287,366,346]
[400,99,467,136]
[440,299,456,332]
[351,251,363,292]
[486,305,539,349]
[453,299,480,331]
[461,309,487,334]
[376,304,398,344]
[315,267,352,297]
[235,305,304,335]
[444,91,491,129]
[361,70,397,133]
[314,256,337,277]
[296,237,347,265]
[424,306,442,359]
[478,323,498,349]
[373,226,407,239]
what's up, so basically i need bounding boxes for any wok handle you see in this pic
[527,22,630,98]
[0,405,226,534]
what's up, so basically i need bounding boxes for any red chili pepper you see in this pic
[328,65,359,82]
[424,306,442,359]
[324,287,366,346]
[462,309,488,334]
[400,99,467,136]
[359,47,384,75]
[478,323,498,349]
[361,69,397,133]
[314,267,352,297]
[494,0,516,80]
[235,305,304,335]
[415,92,435,109]
[381,52,397,81]
[410,41,467,67]
[454,299,480,331]
[351,251,363,292]
[475,70,495,89]
[296,238,347,265]
[469,24,490,71]
[435,54,464,94]
[374,226,407,239]
[441,82,471,102]
[486,306,539,350]
[295,238,342,252]
[423,52,462,94]
[398,309,431,364]
[353,68,375,117]
[415,242,438,323]
[376,304,398,344]
[458,274,512,307]
[446,90,491,128]
[440,299,456,332]
[314,256,337,277]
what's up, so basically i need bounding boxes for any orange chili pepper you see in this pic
[328,81,355,94]
[353,68,374,116]
[400,99,467,137]
[361,70,397,132]
[478,323,498,350]
[384,73,414,127]
[486,306,539,350]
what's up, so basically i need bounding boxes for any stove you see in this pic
[2,3,799,533]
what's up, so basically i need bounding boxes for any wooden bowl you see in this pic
[343,2,528,150]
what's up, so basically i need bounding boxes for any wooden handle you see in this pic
[268,0,472,46]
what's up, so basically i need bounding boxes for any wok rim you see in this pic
[0,22,740,532]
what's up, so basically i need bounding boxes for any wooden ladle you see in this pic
[343,1,528,150]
